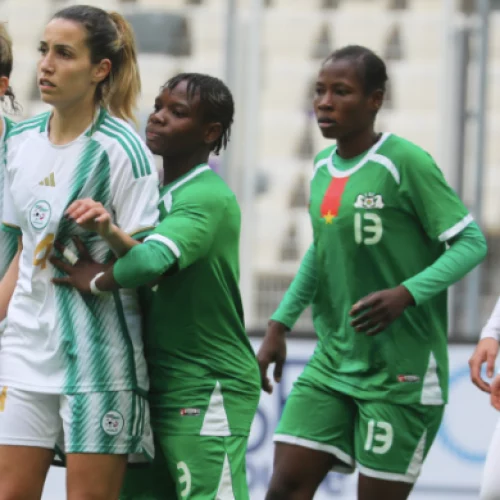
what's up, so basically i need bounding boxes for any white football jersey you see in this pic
[0,115,18,279]
[1,108,159,394]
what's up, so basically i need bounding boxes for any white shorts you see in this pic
[0,387,154,460]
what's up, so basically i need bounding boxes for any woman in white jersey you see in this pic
[0,22,20,320]
[0,6,159,499]
[470,302,500,499]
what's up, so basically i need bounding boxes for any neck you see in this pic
[336,127,379,159]
[49,96,97,145]
[162,150,209,186]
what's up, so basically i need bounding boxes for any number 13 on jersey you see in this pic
[354,213,383,245]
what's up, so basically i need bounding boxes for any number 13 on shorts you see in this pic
[364,419,393,454]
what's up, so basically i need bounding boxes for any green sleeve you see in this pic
[113,240,177,288]
[402,222,487,306]
[270,243,318,329]
[400,147,472,242]
[150,192,228,270]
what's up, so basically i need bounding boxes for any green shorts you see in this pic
[120,434,250,499]
[275,377,444,484]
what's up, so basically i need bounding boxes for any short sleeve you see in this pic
[145,190,228,270]
[111,148,159,240]
[400,149,472,242]
[2,140,21,235]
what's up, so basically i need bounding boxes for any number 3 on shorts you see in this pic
[364,419,393,454]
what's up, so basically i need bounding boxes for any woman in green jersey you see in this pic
[257,45,487,500]
[50,73,261,500]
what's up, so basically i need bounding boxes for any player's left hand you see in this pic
[490,374,500,410]
[50,237,108,294]
[349,285,415,336]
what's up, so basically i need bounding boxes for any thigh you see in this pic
[0,389,58,499]
[160,433,248,500]
[355,401,444,485]
[120,440,176,500]
[66,453,127,500]
[274,377,356,473]
[480,417,500,500]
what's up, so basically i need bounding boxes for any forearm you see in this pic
[271,243,318,329]
[95,240,177,292]
[402,222,487,306]
[103,224,140,258]
[481,298,500,341]
[0,238,21,320]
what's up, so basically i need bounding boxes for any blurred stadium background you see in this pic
[2,0,500,498]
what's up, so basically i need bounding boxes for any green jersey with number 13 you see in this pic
[306,133,472,405]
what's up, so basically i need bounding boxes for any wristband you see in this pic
[90,272,107,296]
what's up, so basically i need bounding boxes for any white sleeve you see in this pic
[2,142,21,232]
[110,147,159,239]
[480,297,500,341]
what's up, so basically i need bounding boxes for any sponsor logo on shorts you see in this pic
[180,408,200,417]
[101,410,124,436]
[30,200,51,230]
[397,375,420,383]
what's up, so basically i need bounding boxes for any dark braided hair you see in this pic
[325,45,388,96]
[163,73,234,155]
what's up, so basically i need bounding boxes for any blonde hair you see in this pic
[53,6,141,125]
[0,22,19,112]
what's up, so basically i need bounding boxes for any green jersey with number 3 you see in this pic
[307,133,472,405]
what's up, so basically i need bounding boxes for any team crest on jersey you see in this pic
[30,200,51,230]
[101,410,124,436]
[354,193,384,210]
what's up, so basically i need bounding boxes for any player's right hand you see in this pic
[65,198,114,238]
[257,320,288,394]
[469,338,499,393]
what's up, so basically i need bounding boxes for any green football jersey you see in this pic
[142,164,260,436]
[307,133,471,405]
[0,116,18,279]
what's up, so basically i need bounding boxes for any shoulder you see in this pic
[171,168,238,211]
[92,111,154,179]
[5,112,49,143]
[376,134,437,171]
[313,145,335,168]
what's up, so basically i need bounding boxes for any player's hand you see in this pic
[50,237,107,294]
[257,320,288,394]
[65,199,115,238]
[469,338,499,393]
[491,374,500,410]
[349,285,415,336]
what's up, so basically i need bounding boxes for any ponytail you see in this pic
[103,12,141,126]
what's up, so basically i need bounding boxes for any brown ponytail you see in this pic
[103,12,141,126]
